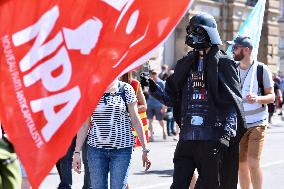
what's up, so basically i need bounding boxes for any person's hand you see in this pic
[246,93,258,104]
[161,106,167,113]
[72,152,82,174]
[213,134,230,155]
[138,105,147,112]
[140,73,157,92]
[140,72,150,87]
[142,151,151,171]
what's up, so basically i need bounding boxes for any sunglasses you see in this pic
[232,45,244,51]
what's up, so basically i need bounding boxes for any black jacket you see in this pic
[151,46,246,144]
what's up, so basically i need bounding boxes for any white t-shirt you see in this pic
[239,63,273,90]
[87,82,137,149]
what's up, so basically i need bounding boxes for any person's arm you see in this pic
[127,101,151,171]
[213,59,240,153]
[277,88,283,104]
[247,87,274,104]
[72,118,90,174]
[136,83,147,112]
[140,75,173,107]
[128,101,147,150]
[149,83,172,107]
[74,118,90,152]
[224,111,237,137]
[247,65,275,104]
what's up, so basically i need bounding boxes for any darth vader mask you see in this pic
[185,25,212,51]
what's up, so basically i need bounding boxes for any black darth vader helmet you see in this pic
[185,13,222,50]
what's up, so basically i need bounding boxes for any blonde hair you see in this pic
[120,72,132,84]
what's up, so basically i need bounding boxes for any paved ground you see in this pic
[40,115,284,189]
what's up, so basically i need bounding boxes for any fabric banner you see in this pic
[0,0,191,187]
[226,0,266,60]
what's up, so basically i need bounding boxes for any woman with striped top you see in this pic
[72,79,151,189]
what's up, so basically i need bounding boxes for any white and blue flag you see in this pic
[226,0,266,60]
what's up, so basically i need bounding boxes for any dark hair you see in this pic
[150,69,158,75]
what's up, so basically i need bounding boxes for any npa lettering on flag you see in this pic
[0,0,192,187]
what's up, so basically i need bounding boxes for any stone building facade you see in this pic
[164,0,281,73]
[279,0,284,74]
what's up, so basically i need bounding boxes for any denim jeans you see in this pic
[56,137,76,189]
[87,145,133,189]
[166,118,175,135]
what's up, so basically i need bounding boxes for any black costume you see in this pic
[141,13,246,189]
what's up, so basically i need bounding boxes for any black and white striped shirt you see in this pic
[87,82,137,149]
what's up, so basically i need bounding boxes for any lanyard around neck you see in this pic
[240,61,254,89]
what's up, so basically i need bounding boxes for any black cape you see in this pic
[166,45,247,145]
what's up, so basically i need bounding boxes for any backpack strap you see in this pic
[257,63,265,107]
[257,64,264,96]
[118,81,126,102]
[117,81,128,112]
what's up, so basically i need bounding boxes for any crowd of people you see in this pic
[1,11,283,189]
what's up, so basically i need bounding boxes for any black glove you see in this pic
[140,73,158,92]
[140,72,150,87]
[213,134,230,155]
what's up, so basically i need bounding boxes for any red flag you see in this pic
[0,0,191,187]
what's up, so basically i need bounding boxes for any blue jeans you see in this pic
[87,146,133,189]
[167,118,175,135]
[56,137,76,189]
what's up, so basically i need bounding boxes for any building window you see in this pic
[246,0,258,6]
